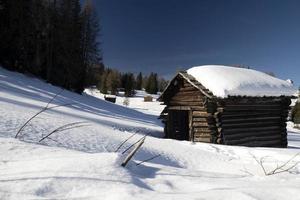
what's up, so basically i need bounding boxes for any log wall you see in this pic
[162,77,216,142]
[215,97,291,147]
[160,72,291,147]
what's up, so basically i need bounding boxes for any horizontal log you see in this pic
[220,112,288,119]
[193,137,211,143]
[172,90,203,96]
[222,126,282,134]
[170,97,203,102]
[178,86,199,91]
[168,106,191,110]
[171,93,203,101]
[221,116,281,123]
[193,117,209,122]
[222,109,283,114]
[194,127,216,133]
[223,97,284,103]
[170,101,204,107]
[191,106,210,111]
[221,121,282,129]
[223,131,283,140]
[194,132,211,137]
[225,104,281,108]
[169,100,204,104]
[193,122,209,127]
[224,105,283,111]
[193,111,212,117]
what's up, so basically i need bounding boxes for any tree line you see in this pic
[0,0,102,93]
[0,0,169,96]
[98,69,168,96]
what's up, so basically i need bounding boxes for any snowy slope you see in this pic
[1,67,300,200]
[187,65,296,98]
[84,89,164,116]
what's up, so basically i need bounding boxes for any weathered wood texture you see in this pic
[159,71,291,148]
[217,97,291,147]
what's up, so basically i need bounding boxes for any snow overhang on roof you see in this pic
[186,65,296,98]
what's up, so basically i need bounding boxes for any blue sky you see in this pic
[91,0,300,87]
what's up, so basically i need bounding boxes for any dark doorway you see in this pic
[168,110,189,140]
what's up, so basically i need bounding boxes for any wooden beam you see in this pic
[121,137,145,167]
[221,121,281,129]
[221,116,281,123]
[222,126,282,134]
[168,106,191,110]
[193,111,212,117]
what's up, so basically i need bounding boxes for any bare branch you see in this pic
[272,161,300,175]
[115,132,138,152]
[121,137,145,167]
[45,89,64,108]
[39,122,89,142]
[15,89,65,138]
[47,102,74,110]
[136,154,161,166]
[251,153,268,175]
[274,153,300,172]
[251,153,300,176]
[122,134,147,155]
[46,137,64,146]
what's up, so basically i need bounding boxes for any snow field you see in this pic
[0,67,300,200]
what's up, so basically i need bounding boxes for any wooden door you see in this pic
[168,110,189,140]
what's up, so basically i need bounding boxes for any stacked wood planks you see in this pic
[214,97,291,147]
[159,71,291,147]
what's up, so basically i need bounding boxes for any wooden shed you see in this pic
[158,65,295,147]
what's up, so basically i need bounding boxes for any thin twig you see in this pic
[269,153,300,175]
[122,134,147,154]
[45,89,64,108]
[15,89,65,138]
[272,153,300,173]
[47,102,74,110]
[115,132,138,152]
[136,154,161,166]
[47,137,64,146]
[39,122,88,142]
[122,137,145,167]
[272,161,300,175]
[251,153,300,176]
[251,154,268,175]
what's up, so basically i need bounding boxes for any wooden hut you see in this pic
[104,95,116,103]
[158,65,295,147]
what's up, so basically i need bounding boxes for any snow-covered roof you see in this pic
[186,65,296,98]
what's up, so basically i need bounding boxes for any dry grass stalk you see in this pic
[15,89,65,138]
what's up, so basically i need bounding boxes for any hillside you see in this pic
[1,67,300,200]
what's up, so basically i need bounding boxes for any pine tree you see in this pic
[145,72,158,94]
[136,72,143,90]
[121,73,135,97]
[0,0,103,94]
[106,69,120,95]
[0,0,8,65]
[99,69,109,94]
[81,0,102,88]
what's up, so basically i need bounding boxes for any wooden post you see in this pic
[121,137,145,167]
[188,110,193,142]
